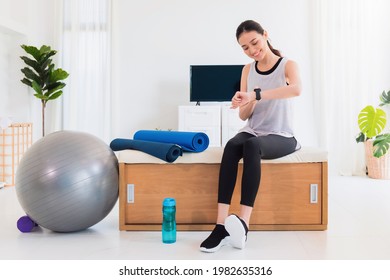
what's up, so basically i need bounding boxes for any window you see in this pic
[62,0,111,141]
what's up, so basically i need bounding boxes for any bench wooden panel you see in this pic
[119,161,328,231]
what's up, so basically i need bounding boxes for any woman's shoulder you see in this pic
[241,63,252,76]
[243,62,254,70]
[284,59,299,73]
[283,58,298,68]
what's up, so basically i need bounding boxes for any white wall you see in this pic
[0,0,59,141]
[1,0,317,147]
[0,0,29,124]
[111,0,318,147]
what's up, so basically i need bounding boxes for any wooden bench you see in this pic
[118,147,328,231]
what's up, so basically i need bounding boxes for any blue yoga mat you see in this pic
[110,138,182,163]
[133,130,209,152]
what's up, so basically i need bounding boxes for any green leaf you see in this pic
[39,45,51,54]
[21,78,32,87]
[49,68,69,83]
[379,90,390,106]
[42,64,55,84]
[45,83,65,97]
[31,81,42,95]
[47,90,63,100]
[373,134,390,157]
[21,45,41,61]
[39,50,57,64]
[44,81,63,91]
[358,105,387,138]
[20,56,40,73]
[40,58,53,72]
[355,132,366,143]
[21,67,41,85]
[34,93,49,100]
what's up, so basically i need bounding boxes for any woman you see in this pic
[200,20,302,253]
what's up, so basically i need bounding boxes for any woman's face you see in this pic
[238,31,268,61]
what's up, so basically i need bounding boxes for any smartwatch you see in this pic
[254,88,262,101]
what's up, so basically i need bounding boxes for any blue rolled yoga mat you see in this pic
[110,138,182,163]
[134,130,209,152]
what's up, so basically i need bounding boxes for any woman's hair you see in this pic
[236,20,281,57]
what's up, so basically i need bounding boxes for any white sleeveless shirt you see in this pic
[239,57,297,143]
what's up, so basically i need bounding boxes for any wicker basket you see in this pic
[365,140,390,179]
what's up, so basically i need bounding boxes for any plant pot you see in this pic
[365,140,390,179]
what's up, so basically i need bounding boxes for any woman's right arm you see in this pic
[237,64,257,121]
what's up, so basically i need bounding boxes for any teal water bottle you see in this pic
[162,198,176,244]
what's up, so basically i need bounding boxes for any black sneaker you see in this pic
[200,224,230,253]
[224,214,248,249]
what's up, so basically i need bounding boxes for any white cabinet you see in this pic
[221,106,246,146]
[178,105,246,147]
[178,106,221,147]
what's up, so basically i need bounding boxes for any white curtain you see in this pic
[311,0,390,175]
[60,0,112,142]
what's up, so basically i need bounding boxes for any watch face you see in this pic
[255,88,261,100]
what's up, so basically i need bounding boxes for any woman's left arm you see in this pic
[261,60,302,100]
[231,60,302,108]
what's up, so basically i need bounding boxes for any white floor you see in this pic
[1,175,390,260]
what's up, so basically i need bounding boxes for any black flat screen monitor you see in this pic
[190,65,243,102]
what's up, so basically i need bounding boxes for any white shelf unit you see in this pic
[178,105,221,147]
[221,106,246,146]
[178,105,246,147]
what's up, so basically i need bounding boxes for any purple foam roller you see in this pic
[17,216,36,233]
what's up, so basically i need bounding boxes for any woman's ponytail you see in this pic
[267,40,281,57]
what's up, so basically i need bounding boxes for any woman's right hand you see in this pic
[231,91,255,109]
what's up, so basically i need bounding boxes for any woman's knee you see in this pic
[223,133,253,159]
[222,141,241,161]
[224,136,244,152]
[243,137,261,153]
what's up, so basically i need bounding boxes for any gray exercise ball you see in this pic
[15,130,119,232]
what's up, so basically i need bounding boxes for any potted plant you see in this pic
[356,90,390,179]
[20,45,69,137]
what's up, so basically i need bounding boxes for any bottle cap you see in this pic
[163,197,176,207]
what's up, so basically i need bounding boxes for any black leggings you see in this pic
[218,132,298,207]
